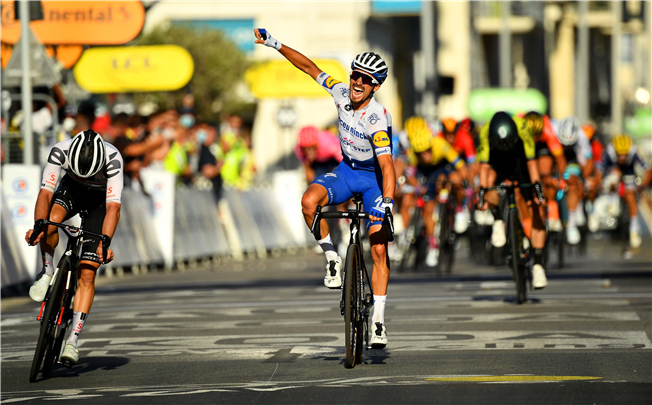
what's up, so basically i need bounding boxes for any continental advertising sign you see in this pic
[0,1,145,45]
[245,59,348,99]
[74,45,194,93]
[467,88,548,122]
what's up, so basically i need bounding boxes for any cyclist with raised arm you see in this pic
[407,127,467,267]
[552,117,594,244]
[25,130,124,367]
[595,134,652,249]
[476,112,548,288]
[254,29,395,348]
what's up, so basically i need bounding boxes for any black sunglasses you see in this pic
[350,71,376,86]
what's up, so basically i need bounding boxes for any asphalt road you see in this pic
[2,238,651,404]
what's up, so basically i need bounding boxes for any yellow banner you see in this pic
[1,1,145,45]
[73,45,194,93]
[245,59,348,99]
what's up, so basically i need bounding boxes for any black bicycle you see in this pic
[434,181,462,274]
[28,212,110,382]
[397,195,426,272]
[311,194,393,368]
[479,183,537,304]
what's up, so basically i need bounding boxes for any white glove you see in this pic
[255,28,282,51]
[370,198,393,220]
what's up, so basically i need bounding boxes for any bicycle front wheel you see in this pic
[344,243,360,368]
[509,210,527,304]
[29,258,70,382]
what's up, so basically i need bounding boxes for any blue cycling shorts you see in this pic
[311,162,384,229]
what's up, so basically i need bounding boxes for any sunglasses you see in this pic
[350,71,377,86]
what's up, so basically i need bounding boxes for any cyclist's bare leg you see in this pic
[36,204,66,276]
[400,192,415,227]
[423,200,436,236]
[74,261,100,314]
[301,183,330,239]
[40,204,66,256]
[369,224,389,295]
[514,188,532,239]
[448,171,464,204]
[625,189,638,218]
[64,260,100,349]
[567,175,580,211]
[538,156,558,223]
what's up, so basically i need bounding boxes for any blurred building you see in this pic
[143,1,651,174]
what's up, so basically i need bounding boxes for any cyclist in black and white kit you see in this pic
[25,129,124,366]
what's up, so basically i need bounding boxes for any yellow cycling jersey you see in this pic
[476,116,535,163]
[408,136,464,170]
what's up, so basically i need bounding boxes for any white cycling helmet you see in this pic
[69,130,106,178]
[557,116,581,146]
[351,52,388,85]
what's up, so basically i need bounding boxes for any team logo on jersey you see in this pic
[373,131,391,148]
[340,88,350,98]
[344,104,352,111]
[368,113,380,125]
[104,159,122,179]
[324,77,341,89]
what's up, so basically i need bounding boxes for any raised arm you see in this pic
[254,28,322,80]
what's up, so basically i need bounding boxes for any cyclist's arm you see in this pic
[254,29,322,80]
[526,159,542,184]
[102,202,121,239]
[33,189,54,223]
[378,154,396,201]
[479,163,491,189]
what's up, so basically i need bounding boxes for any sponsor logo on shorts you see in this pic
[373,131,391,148]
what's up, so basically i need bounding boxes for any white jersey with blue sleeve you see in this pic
[316,72,392,172]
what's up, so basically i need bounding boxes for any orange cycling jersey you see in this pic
[538,115,563,157]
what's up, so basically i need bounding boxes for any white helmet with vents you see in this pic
[351,52,388,85]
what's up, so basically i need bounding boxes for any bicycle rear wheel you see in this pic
[509,210,527,304]
[344,243,360,368]
[29,258,69,382]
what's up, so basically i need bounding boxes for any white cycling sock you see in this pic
[372,294,387,325]
[568,210,577,228]
[630,217,639,233]
[66,311,88,347]
[318,234,338,263]
[41,249,55,276]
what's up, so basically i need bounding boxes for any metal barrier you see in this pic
[1,169,316,291]
[1,194,31,291]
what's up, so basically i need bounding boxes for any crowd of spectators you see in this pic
[1,88,256,203]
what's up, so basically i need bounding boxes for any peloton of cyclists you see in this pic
[25,130,124,367]
[255,28,395,348]
[405,124,468,267]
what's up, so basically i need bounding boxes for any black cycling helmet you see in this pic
[69,129,106,178]
[488,111,519,152]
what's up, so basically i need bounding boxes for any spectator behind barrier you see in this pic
[196,123,225,202]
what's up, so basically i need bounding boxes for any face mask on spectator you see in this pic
[196,130,208,143]
[180,114,195,128]
[63,117,76,132]
[162,128,175,139]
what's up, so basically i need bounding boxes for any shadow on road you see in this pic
[35,356,130,382]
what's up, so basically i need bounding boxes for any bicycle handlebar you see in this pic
[311,206,394,243]
[30,219,112,264]
[477,183,540,209]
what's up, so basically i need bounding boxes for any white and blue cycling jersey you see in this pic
[315,72,393,171]
[311,71,393,228]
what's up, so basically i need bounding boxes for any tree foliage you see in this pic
[135,25,250,120]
